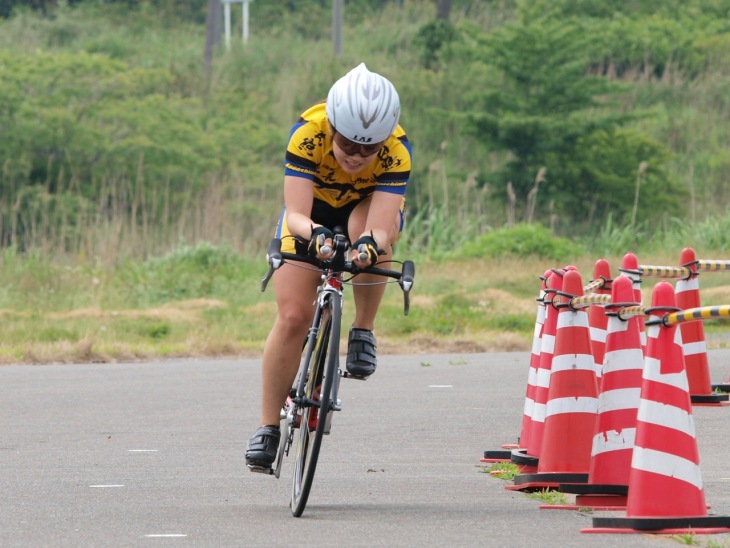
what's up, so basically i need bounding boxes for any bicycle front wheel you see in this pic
[290,294,341,517]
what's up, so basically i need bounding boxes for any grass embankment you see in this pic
[4,231,730,365]
[0,247,544,364]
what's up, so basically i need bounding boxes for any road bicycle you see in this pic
[254,230,415,517]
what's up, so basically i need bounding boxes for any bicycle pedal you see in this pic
[247,463,275,475]
[342,371,368,381]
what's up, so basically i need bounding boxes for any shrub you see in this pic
[458,223,578,260]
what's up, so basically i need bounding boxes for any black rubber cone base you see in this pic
[482,449,513,461]
[586,514,730,534]
[505,472,588,492]
[510,448,539,468]
[558,483,627,495]
[691,392,730,405]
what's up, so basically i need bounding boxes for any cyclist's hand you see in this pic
[308,226,334,259]
[352,235,383,267]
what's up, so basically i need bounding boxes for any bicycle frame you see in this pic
[292,270,344,434]
[300,268,344,417]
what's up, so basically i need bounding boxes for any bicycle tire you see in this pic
[290,294,341,517]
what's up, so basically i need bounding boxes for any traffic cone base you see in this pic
[555,482,628,510]
[481,442,522,462]
[504,472,588,493]
[540,493,627,512]
[690,393,729,405]
[583,515,730,535]
[480,449,512,463]
[560,483,627,496]
[506,448,538,475]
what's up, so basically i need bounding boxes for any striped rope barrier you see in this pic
[638,260,730,279]
[616,305,646,320]
[584,276,609,294]
[568,293,612,310]
[663,305,730,326]
[697,260,730,273]
[638,265,692,279]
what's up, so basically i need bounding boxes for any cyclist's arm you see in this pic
[283,174,335,260]
[356,135,410,260]
[283,174,320,240]
[358,190,403,251]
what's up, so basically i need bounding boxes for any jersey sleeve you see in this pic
[374,134,412,196]
[284,120,324,180]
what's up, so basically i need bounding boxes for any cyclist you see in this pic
[245,63,412,470]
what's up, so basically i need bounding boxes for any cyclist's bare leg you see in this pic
[259,263,320,426]
[348,196,401,330]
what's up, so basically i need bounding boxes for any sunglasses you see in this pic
[332,130,384,157]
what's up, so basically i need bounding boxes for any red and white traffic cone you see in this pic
[519,269,565,465]
[675,247,729,406]
[556,274,643,510]
[583,281,730,534]
[588,258,612,387]
[519,270,553,447]
[509,269,598,491]
[504,269,563,472]
[619,252,646,353]
[482,270,553,465]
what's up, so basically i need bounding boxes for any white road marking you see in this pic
[89,485,124,488]
[128,449,159,452]
[429,385,453,388]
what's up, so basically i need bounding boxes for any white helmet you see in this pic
[326,63,400,144]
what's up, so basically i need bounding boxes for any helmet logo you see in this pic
[351,135,373,143]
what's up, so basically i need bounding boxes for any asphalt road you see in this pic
[2,351,730,547]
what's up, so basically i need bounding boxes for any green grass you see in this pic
[482,462,521,481]
[3,220,730,364]
[525,489,569,506]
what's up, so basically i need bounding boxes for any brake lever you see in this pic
[400,260,415,316]
[261,238,283,292]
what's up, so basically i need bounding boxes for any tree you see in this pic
[463,16,681,226]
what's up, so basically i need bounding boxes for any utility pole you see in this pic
[332,0,343,56]
[222,0,252,50]
[243,0,251,43]
[204,0,222,75]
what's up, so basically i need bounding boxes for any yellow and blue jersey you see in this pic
[284,103,412,208]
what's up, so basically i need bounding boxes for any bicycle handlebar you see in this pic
[261,236,415,315]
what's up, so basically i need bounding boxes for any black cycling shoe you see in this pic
[346,328,377,378]
[245,425,280,469]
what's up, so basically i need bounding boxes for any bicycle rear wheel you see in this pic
[290,295,340,517]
